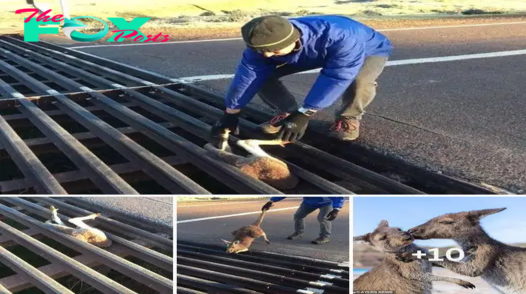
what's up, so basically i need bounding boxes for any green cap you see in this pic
[241,15,300,53]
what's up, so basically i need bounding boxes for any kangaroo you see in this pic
[353,220,476,294]
[45,206,112,248]
[408,208,526,294]
[222,209,270,254]
[204,130,299,190]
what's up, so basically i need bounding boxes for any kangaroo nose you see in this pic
[402,234,412,240]
[408,228,417,234]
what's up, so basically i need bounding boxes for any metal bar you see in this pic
[0,48,209,195]
[0,228,41,246]
[31,197,174,249]
[0,208,138,294]
[2,40,350,194]
[0,106,66,194]
[0,245,74,294]
[0,121,178,153]
[0,155,186,194]
[1,101,137,123]
[177,243,347,277]
[178,256,347,293]
[0,62,138,194]
[176,285,209,294]
[6,197,173,272]
[119,89,353,194]
[0,243,132,293]
[178,249,349,286]
[177,275,261,294]
[4,36,176,84]
[0,203,173,294]
[0,283,12,294]
[178,264,301,294]
[0,38,282,194]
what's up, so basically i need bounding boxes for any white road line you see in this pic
[178,200,265,207]
[177,206,299,224]
[68,21,526,49]
[170,49,526,83]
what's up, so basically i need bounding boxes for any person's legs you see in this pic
[288,202,317,240]
[312,204,333,244]
[257,65,314,134]
[329,55,389,140]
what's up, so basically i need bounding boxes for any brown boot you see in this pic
[258,112,290,134]
[329,117,360,141]
[311,237,330,245]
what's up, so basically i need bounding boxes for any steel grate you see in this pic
[0,34,496,195]
[177,240,349,294]
[0,197,173,294]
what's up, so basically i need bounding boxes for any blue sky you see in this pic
[354,197,526,247]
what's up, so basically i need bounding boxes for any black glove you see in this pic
[210,112,240,139]
[326,209,339,221]
[261,201,274,211]
[276,111,310,142]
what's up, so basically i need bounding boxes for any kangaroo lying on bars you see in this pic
[45,205,112,248]
[408,208,526,294]
[222,208,270,254]
[353,220,476,294]
[204,129,299,190]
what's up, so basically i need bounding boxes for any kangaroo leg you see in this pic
[45,221,75,234]
[261,232,270,244]
[402,271,476,289]
[237,140,274,157]
[204,143,246,166]
[68,214,100,229]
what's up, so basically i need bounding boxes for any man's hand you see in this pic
[262,201,274,211]
[326,209,339,221]
[275,111,310,142]
[210,112,240,139]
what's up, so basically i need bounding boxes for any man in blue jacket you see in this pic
[262,197,345,244]
[211,15,392,142]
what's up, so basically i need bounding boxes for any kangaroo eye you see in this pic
[439,221,454,224]
[380,235,387,240]
[233,241,240,245]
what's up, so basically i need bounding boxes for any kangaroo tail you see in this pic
[253,209,267,227]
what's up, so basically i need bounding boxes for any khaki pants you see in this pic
[258,55,389,120]
[293,202,333,238]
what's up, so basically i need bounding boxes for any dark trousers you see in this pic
[258,55,388,120]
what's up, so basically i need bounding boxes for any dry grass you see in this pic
[1,0,525,41]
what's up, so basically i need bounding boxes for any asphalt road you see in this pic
[71,20,526,192]
[73,197,173,233]
[176,197,350,263]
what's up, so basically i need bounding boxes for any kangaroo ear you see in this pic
[221,239,232,245]
[353,233,371,243]
[468,208,506,220]
[378,220,389,228]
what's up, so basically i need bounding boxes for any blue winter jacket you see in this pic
[225,15,392,110]
[270,197,345,210]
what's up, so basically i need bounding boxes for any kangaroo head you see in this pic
[222,239,249,254]
[354,220,414,253]
[408,208,506,240]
